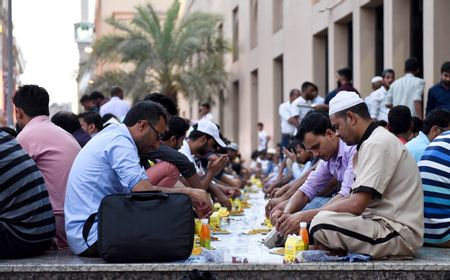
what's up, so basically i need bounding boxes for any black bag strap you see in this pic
[82,212,97,248]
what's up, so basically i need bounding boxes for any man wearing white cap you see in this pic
[308,91,423,259]
[179,119,237,209]
[365,69,396,122]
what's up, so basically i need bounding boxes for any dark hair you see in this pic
[0,126,18,137]
[333,102,372,120]
[405,57,420,72]
[188,129,211,141]
[423,109,450,135]
[388,105,412,135]
[90,91,105,100]
[201,103,210,110]
[161,116,190,141]
[80,94,92,103]
[51,111,81,133]
[381,68,395,78]
[289,89,300,98]
[376,120,388,128]
[251,150,259,160]
[144,93,178,116]
[301,81,316,92]
[411,117,423,134]
[257,122,263,127]
[78,111,103,132]
[441,61,450,74]
[297,111,333,142]
[337,67,352,81]
[102,113,118,124]
[13,85,50,117]
[110,86,123,97]
[123,101,167,127]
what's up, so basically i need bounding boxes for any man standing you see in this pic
[426,62,450,115]
[198,103,214,122]
[279,89,300,148]
[386,57,425,119]
[366,69,395,122]
[257,122,271,151]
[310,91,423,259]
[99,86,131,121]
[65,101,212,257]
[13,85,81,249]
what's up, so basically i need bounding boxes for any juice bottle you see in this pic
[299,222,309,250]
[200,219,211,249]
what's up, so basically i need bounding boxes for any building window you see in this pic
[250,0,258,48]
[347,21,353,72]
[232,7,239,61]
[313,30,329,96]
[375,5,384,75]
[273,0,283,32]
[232,81,240,142]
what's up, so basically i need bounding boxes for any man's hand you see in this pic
[190,189,213,218]
[276,210,318,236]
[265,197,282,217]
[283,147,297,162]
[270,209,284,225]
[208,154,228,175]
[214,188,232,210]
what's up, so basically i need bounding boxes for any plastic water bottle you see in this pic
[200,219,211,249]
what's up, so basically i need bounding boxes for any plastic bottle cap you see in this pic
[201,219,208,224]
[300,222,307,228]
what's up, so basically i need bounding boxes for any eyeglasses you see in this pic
[145,120,164,140]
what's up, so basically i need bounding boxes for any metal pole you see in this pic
[6,0,13,127]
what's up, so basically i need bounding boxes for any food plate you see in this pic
[230,210,244,216]
[268,247,285,256]
[211,228,231,235]
[245,228,272,235]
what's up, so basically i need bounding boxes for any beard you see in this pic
[197,143,210,157]
[443,80,450,87]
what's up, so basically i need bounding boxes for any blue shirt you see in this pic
[418,130,450,245]
[405,131,430,162]
[65,124,148,255]
[426,82,450,116]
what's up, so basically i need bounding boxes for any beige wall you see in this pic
[181,0,450,158]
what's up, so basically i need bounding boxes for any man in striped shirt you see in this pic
[419,130,450,247]
[0,131,56,258]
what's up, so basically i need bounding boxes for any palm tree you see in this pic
[85,0,228,106]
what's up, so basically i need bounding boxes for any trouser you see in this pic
[310,211,415,259]
[281,134,292,149]
[146,161,180,188]
[302,196,332,211]
[79,242,99,257]
[0,222,53,259]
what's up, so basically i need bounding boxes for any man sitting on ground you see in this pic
[406,109,450,162]
[0,131,56,259]
[388,105,413,144]
[311,91,423,259]
[51,111,91,147]
[78,111,103,137]
[65,101,212,257]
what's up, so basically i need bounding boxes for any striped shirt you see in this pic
[0,131,56,242]
[418,130,450,245]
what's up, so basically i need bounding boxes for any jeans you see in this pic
[303,196,332,211]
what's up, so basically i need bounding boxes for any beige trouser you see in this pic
[310,211,415,259]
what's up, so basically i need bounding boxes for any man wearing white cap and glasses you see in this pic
[308,91,423,259]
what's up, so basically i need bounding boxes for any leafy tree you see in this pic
[84,0,228,105]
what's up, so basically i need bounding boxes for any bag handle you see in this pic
[128,192,169,201]
[82,212,97,248]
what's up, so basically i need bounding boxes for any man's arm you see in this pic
[414,100,423,120]
[426,89,435,116]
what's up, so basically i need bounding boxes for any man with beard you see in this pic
[366,69,396,122]
[65,101,212,257]
[426,62,450,115]
[178,120,238,204]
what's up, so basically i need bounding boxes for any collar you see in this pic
[335,139,347,159]
[404,73,415,78]
[440,82,450,91]
[357,122,378,151]
[417,131,430,145]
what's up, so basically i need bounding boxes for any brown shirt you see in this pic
[352,126,424,248]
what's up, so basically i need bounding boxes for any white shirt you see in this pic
[311,96,325,105]
[178,140,205,175]
[200,112,214,122]
[290,96,311,121]
[367,86,390,122]
[386,73,425,117]
[279,101,296,135]
[99,96,131,121]
[258,130,269,151]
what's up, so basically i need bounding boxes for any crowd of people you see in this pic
[1,57,449,261]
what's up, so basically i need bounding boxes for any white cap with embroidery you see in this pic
[329,91,364,116]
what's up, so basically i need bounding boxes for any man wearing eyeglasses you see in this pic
[406,109,450,162]
[65,101,212,257]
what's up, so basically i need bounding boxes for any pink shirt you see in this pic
[17,115,80,248]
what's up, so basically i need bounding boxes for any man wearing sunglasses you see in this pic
[65,101,212,257]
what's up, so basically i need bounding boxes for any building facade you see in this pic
[178,0,450,158]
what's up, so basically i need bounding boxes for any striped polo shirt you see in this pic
[418,130,450,245]
[0,131,56,242]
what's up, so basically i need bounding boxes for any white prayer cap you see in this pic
[329,91,364,116]
[371,76,383,83]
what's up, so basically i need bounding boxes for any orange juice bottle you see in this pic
[299,222,309,250]
[200,219,211,249]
